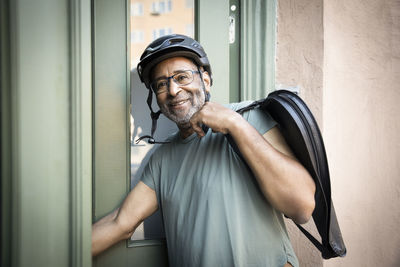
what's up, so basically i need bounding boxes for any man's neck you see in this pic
[178,124,195,139]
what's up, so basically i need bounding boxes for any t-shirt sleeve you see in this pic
[228,101,277,134]
[140,156,157,191]
[242,106,277,135]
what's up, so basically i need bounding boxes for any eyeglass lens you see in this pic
[151,70,197,93]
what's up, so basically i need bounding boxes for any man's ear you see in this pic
[202,71,211,93]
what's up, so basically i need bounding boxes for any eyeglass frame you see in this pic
[150,69,201,94]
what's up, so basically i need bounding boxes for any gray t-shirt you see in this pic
[141,101,299,267]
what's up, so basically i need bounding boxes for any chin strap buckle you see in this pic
[135,135,170,145]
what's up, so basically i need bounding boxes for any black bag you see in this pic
[228,89,346,259]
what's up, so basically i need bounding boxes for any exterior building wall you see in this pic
[323,0,400,266]
[276,1,324,266]
[276,0,400,266]
[276,0,324,125]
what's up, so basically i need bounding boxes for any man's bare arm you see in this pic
[190,102,315,224]
[92,181,158,257]
[260,126,316,223]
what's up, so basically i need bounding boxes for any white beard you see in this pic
[159,88,205,128]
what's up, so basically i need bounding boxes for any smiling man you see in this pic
[92,34,316,267]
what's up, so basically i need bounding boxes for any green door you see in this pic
[92,0,276,266]
[92,0,168,265]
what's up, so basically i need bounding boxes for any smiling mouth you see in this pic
[169,99,188,107]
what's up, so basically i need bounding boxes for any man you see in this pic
[92,34,315,267]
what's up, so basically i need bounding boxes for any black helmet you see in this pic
[137,34,212,89]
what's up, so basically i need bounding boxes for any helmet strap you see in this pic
[198,66,210,102]
[135,89,170,144]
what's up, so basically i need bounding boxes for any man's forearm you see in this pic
[91,182,159,257]
[92,209,131,257]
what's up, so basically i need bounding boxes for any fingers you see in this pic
[190,102,224,137]
[190,102,241,137]
[190,111,206,137]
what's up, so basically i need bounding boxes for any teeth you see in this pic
[171,100,186,106]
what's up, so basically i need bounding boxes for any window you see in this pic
[131,3,143,16]
[151,0,172,14]
[159,1,165,13]
[131,30,144,43]
[186,0,193,8]
[152,27,173,40]
[185,24,194,37]
[167,0,172,12]
[129,0,195,242]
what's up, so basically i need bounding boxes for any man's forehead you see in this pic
[153,57,196,74]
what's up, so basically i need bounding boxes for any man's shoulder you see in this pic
[225,100,254,111]
[226,100,277,134]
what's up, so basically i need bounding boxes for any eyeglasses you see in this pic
[150,70,201,94]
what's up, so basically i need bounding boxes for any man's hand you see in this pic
[189,102,245,137]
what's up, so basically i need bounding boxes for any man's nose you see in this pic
[167,79,181,96]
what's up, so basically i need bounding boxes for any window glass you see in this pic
[131,3,144,16]
[131,30,144,43]
[130,0,195,241]
[167,0,172,12]
[185,0,193,8]
[159,1,165,13]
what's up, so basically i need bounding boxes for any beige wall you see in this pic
[323,0,400,266]
[277,0,400,266]
[276,1,325,266]
[276,0,324,125]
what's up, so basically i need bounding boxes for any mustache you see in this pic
[166,97,189,105]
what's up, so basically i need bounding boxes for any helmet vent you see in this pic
[168,38,184,45]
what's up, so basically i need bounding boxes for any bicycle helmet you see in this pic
[137,34,213,89]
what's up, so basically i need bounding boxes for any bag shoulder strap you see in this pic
[227,90,346,259]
